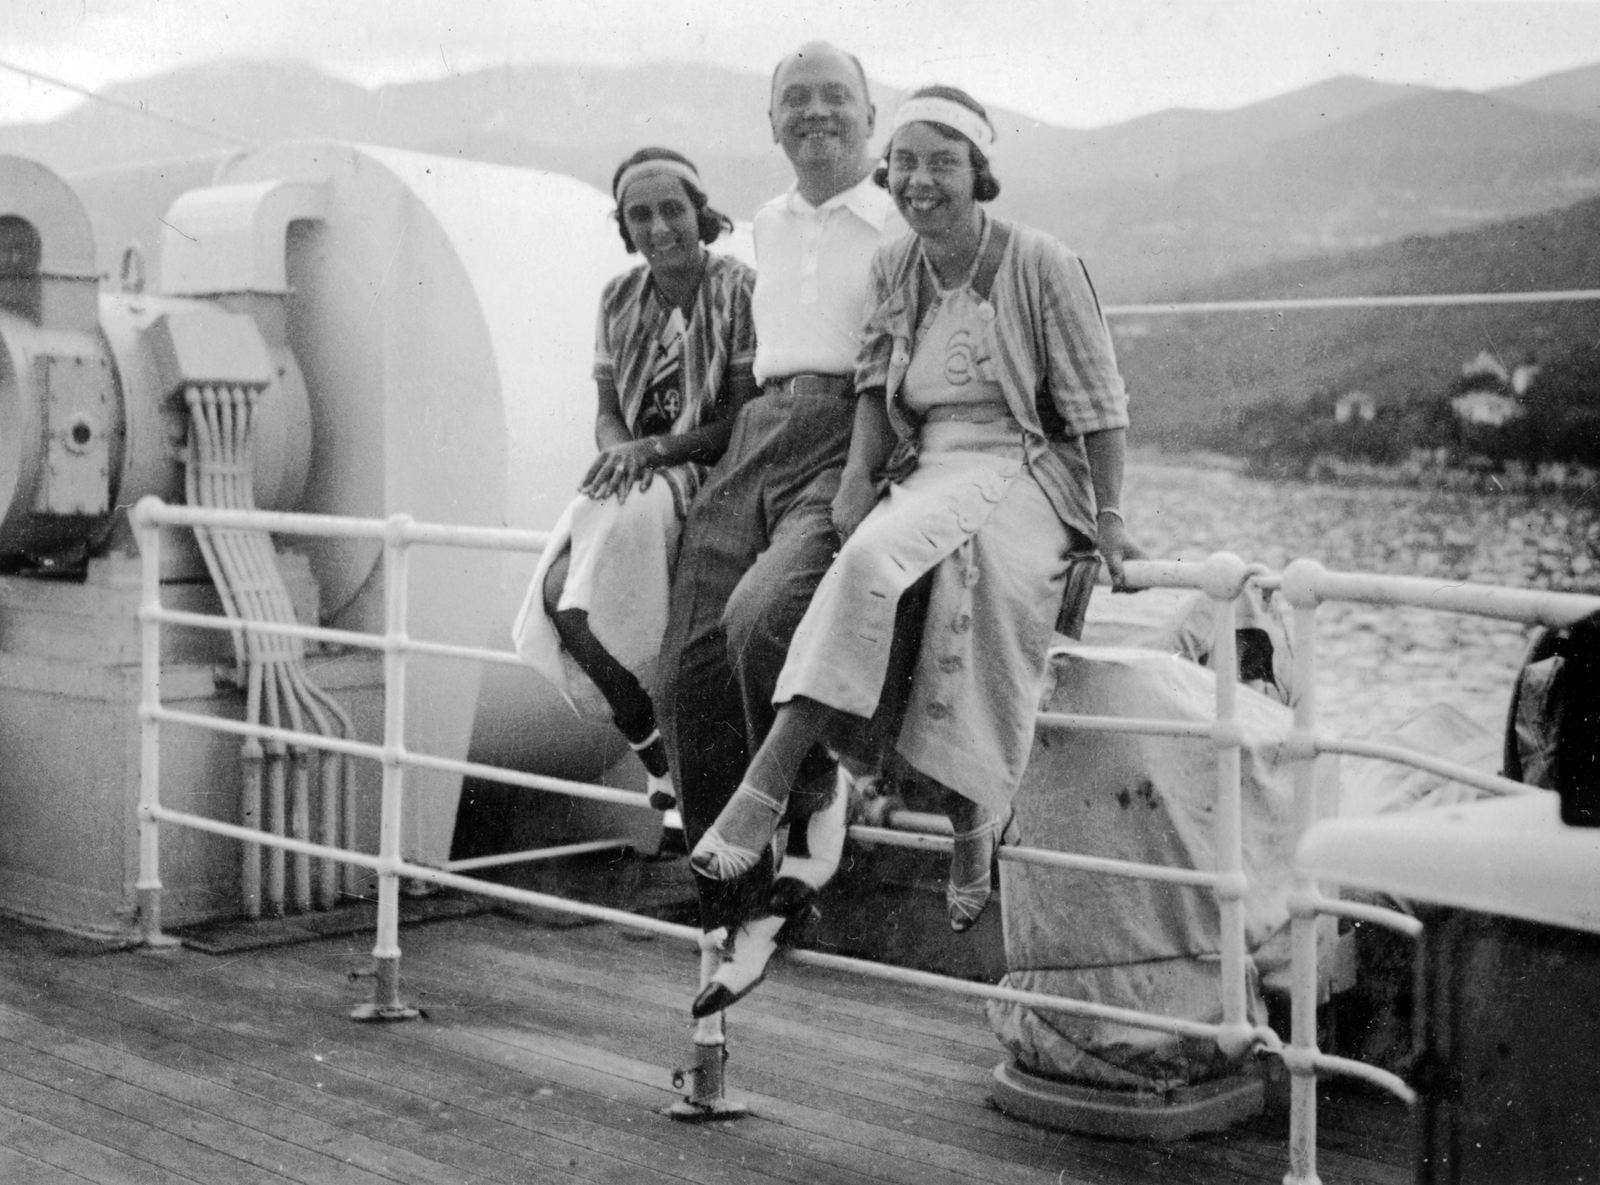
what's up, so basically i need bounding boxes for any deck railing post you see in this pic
[1281,558,1327,1185]
[134,498,181,949]
[354,513,421,1022]
[1202,554,1254,1059]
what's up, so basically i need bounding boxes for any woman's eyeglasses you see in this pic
[888,154,974,179]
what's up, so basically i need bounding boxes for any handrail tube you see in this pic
[1298,893,1423,938]
[881,809,952,835]
[144,803,383,870]
[401,751,656,809]
[145,706,386,762]
[392,862,706,940]
[1308,1053,1416,1105]
[1105,288,1600,317]
[1116,559,1210,590]
[444,838,632,873]
[1035,711,1212,739]
[389,859,1246,1042]
[148,604,540,670]
[394,638,531,668]
[1306,568,1600,627]
[147,605,378,651]
[145,705,661,810]
[137,499,393,541]
[396,520,552,553]
[1314,735,1536,798]
[789,946,1245,1043]
[135,496,551,555]
[848,825,1222,887]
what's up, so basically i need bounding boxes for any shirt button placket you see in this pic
[800,217,822,306]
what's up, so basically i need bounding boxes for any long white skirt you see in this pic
[775,420,1074,815]
[512,474,687,721]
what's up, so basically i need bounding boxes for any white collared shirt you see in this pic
[750,173,905,383]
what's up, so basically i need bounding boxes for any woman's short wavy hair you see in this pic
[872,84,1001,202]
[610,147,734,253]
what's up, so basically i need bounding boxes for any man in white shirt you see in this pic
[656,42,904,1106]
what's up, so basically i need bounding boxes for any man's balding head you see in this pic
[768,41,876,203]
[769,41,870,113]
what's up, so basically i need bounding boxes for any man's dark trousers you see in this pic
[656,383,853,930]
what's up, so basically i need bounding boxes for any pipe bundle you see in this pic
[184,382,357,917]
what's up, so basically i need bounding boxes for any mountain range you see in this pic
[4,55,1599,444]
[6,56,1600,301]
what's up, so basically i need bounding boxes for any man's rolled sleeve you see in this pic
[852,252,897,395]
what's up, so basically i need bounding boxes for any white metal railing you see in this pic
[1104,288,1600,318]
[130,494,1600,1185]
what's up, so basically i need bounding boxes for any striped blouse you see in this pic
[593,252,757,439]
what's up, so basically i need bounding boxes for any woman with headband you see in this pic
[515,148,757,811]
[691,85,1139,995]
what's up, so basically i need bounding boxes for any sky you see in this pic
[2,0,1599,130]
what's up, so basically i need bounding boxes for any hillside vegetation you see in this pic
[1120,196,1600,466]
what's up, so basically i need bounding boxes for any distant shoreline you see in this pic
[1135,446,1600,500]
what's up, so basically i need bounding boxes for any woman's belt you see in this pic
[922,402,1022,428]
[765,373,853,399]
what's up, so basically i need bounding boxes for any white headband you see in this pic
[614,158,702,202]
[891,95,995,151]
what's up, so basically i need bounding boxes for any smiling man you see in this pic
[654,41,905,1110]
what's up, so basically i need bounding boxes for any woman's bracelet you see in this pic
[1096,507,1124,525]
[650,437,670,463]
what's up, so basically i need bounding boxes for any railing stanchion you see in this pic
[354,513,421,1022]
[1282,558,1327,1185]
[1203,554,1254,1058]
[134,498,181,949]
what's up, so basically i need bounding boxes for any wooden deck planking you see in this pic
[272,920,1201,1185]
[0,1142,97,1185]
[0,953,725,1185]
[140,944,1040,1185]
[0,910,1413,1185]
[304,914,1400,1185]
[355,922,1243,1185]
[234,916,1409,1185]
[13,932,882,1185]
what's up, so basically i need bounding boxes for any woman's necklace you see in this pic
[655,251,708,315]
[921,210,987,293]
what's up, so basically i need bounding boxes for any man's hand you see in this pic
[830,464,880,540]
[580,439,659,502]
[1096,510,1147,592]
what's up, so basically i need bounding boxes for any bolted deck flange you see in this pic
[665,1039,749,1122]
[349,955,422,1022]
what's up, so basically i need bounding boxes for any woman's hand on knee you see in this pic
[580,440,659,502]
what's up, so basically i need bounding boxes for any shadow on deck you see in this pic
[0,897,1412,1185]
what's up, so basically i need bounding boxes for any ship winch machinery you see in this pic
[0,147,641,938]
